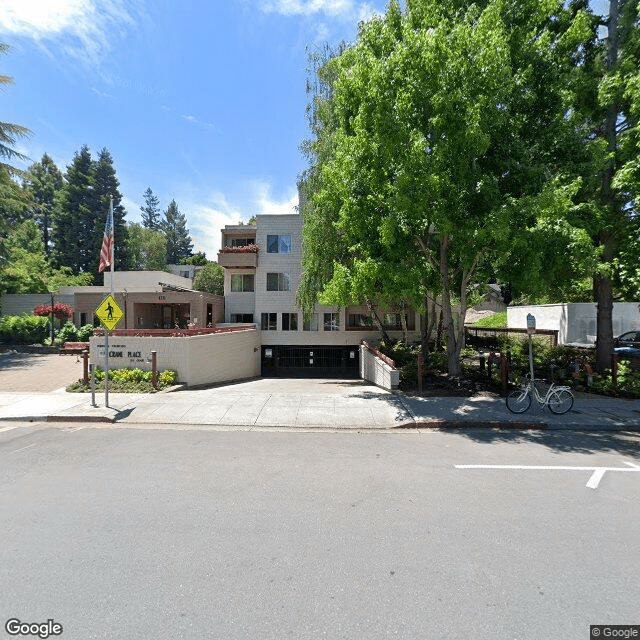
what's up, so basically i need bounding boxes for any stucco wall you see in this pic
[1,293,75,317]
[89,328,260,387]
[508,303,640,344]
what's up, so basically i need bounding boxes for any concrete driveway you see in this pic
[0,351,85,392]
[111,377,413,429]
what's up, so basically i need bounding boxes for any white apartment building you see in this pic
[218,214,421,378]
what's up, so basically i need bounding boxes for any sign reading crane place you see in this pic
[93,342,146,367]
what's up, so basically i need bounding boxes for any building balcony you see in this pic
[217,246,259,269]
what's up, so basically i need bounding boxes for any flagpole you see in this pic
[105,195,114,407]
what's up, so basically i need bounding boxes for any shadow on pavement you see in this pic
[448,428,640,459]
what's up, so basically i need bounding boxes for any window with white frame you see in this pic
[266,234,292,254]
[324,312,339,331]
[230,274,254,292]
[261,313,277,330]
[281,313,298,331]
[266,272,290,291]
[230,313,254,323]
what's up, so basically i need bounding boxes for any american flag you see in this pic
[98,198,114,273]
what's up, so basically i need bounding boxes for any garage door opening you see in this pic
[261,345,359,378]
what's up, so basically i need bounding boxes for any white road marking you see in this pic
[9,443,37,454]
[0,425,19,433]
[455,462,640,490]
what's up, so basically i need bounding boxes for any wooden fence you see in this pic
[465,326,559,348]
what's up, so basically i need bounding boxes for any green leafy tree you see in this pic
[563,0,640,371]
[0,220,49,293]
[126,222,168,271]
[24,153,63,255]
[140,187,161,229]
[299,0,591,376]
[0,44,31,175]
[162,199,193,263]
[184,251,208,265]
[193,262,224,295]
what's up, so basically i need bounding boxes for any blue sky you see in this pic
[1,0,387,258]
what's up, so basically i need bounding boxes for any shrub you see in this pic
[77,324,95,341]
[76,367,179,392]
[0,314,50,344]
[56,321,78,343]
[159,370,177,386]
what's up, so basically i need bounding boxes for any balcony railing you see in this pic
[217,244,259,268]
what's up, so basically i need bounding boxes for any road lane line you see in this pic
[455,463,640,490]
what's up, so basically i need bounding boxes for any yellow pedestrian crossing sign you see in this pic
[96,294,124,331]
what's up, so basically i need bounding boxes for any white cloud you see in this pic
[0,0,143,66]
[181,114,218,131]
[253,181,298,217]
[175,182,299,259]
[261,0,353,16]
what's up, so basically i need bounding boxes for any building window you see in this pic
[230,313,254,323]
[348,313,374,329]
[231,274,254,292]
[261,313,277,331]
[324,313,339,331]
[266,234,292,254]
[303,314,318,331]
[266,272,290,291]
[281,313,298,331]
[231,237,253,247]
[382,313,402,330]
[180,270,190,278]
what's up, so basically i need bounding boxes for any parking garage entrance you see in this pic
[261,345,359,378]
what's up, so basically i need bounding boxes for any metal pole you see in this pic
[528,335,535,380]
[104,330,109,407]
[105,195,115,408]
[151,351,157,390]
[90,363,96,407]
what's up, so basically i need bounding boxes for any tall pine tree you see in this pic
[141,187,161,229]
[92,148,127,276]
[25,153,63,256]
[51,145,94,273]
[162,199,193,263]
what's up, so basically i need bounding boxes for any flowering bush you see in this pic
[33,302,74,321]
[219,244,259,254]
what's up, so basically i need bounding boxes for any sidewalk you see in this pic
[1,378,639,431]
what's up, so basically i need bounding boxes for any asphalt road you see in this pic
[1,424,638,640]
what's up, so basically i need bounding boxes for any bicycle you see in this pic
[505,374,574,415]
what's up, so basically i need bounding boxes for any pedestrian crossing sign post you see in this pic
[96,294,123,332]
[95,293,124,409]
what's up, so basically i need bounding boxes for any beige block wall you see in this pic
[360,344,400,390]
[90,328,260,387]
[254,214,302,316]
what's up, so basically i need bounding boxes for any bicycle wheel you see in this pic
[548,389,574,414]
[506,389,532,414]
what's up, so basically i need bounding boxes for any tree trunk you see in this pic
[595,0,620,373]
[439,235,461,377]
[420,293,437,358]
[367,300,392,345]
[400,304,408,342]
